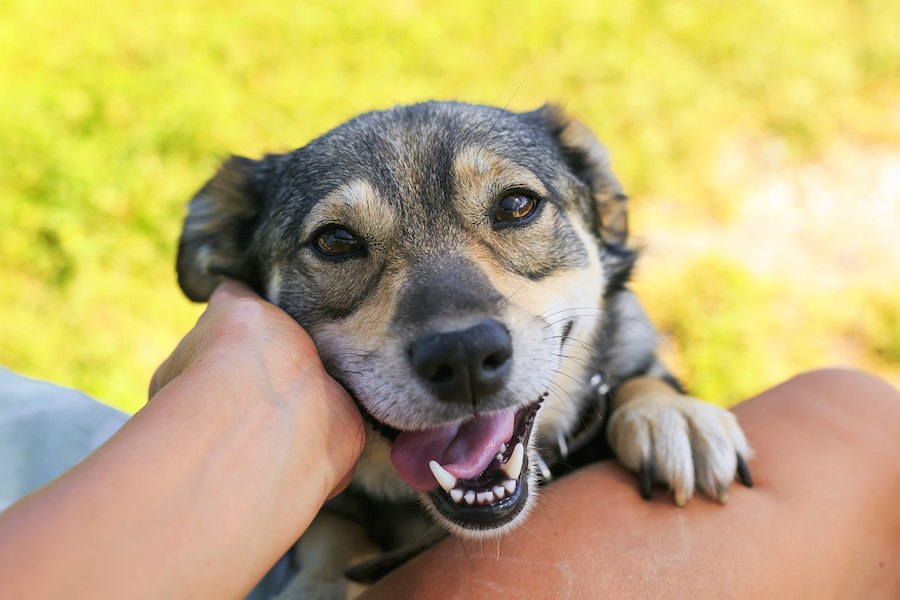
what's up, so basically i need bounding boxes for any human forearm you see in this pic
[0,282,364,599]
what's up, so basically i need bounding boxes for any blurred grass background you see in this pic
[1,0,898,413]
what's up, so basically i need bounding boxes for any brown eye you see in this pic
[495,193,538,223]
[314,227,364,257]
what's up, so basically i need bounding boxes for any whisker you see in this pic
[544,315,660,348]
[481,80,527,139]
[556,336,603,366]
[542,313,607,328]
[541,379,583,416]
[540,300,607,322]
[549,368,590,395]
[555,353,595,369]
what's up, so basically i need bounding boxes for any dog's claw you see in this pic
[639,461,653,500]
[608,393,752,508]
[716,485,729,505]
[736,453,753,488]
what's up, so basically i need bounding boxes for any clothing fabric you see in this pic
[0,367,129,512]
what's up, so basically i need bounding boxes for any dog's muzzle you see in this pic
[390,400,542,530]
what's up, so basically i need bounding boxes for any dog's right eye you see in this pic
[313,227,364,258]
[493,192,541,227]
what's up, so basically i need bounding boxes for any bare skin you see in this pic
[0,281,364,599]
[365,369,900,599]
[1,280,898,598]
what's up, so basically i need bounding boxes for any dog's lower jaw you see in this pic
[420,461,538,539]
[413,399,543,537]
[351,426,542,538]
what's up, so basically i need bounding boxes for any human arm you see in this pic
[364,369,900,598]
[0,280,364,599]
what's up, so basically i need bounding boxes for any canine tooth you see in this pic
[535,454,552,481]
[557,430,569,458]
[502,443,525,478]
[477,491,494,504]
[501,443,507,453]
[492,485,506,499]
[464,491,476,505]
[429,460,457,493]
[503,479,516,494]
[450,488,464,503]
[495,452,503,461]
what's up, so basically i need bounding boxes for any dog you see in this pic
[176,101,752,598]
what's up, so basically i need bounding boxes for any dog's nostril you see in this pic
[410,318,513,405]
[431,365,455,384]
[482,352,508,373]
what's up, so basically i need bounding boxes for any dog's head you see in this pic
[177,102,633,536]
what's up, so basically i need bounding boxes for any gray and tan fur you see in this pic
[177,102,751,598]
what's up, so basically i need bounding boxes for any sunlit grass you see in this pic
[2,0,898,412]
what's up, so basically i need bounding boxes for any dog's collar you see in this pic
[535,371,610,479]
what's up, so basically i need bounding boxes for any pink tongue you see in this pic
[390,408,516,491]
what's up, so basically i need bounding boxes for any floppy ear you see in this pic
[535,105,629,249]
[176,155,269,302]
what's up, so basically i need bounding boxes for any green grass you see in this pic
[2,0,899,412]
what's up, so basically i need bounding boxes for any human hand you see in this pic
[150,279,364,499]
[0,282,365,599]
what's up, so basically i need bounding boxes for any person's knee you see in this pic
[749,367,900,445]
[785,367,898,409]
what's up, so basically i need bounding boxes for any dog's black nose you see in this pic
[410,318,513,405]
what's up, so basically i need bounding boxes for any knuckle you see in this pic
[219,297,269,334]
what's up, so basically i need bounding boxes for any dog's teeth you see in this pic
[503,479,517,494]
[495,452,503,461]
[429,460,457,493]
[450,488,464,503]
[502,442,525,479]
[492,485,506,499]
[534,453,552,481]
[464,491,476,505]
[500,443,507,453]
[557,429,569,458]
[477,491,494,504]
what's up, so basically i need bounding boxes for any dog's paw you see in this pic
[607,393,752,506]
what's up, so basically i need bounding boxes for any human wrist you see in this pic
[272,357,366,499]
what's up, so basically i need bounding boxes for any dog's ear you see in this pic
[177,155,270,301]
[533,105,629,249]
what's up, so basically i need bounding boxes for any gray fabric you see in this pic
[0,367,129,511]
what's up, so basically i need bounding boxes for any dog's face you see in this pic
[177,102,632,536]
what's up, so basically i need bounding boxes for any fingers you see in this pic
[208,278,259,306]
[149,332,203,399]
[148,365,168,399]
[150,279,260,399]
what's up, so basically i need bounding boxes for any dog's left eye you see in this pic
[495,193,539,224]
[313,227,364,258]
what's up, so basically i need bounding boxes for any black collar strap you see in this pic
[537,371,610,478]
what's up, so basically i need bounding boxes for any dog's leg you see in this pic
[607,375,753,506]
[274,512,379,600]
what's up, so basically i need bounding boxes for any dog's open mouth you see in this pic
[390,400,542,530]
